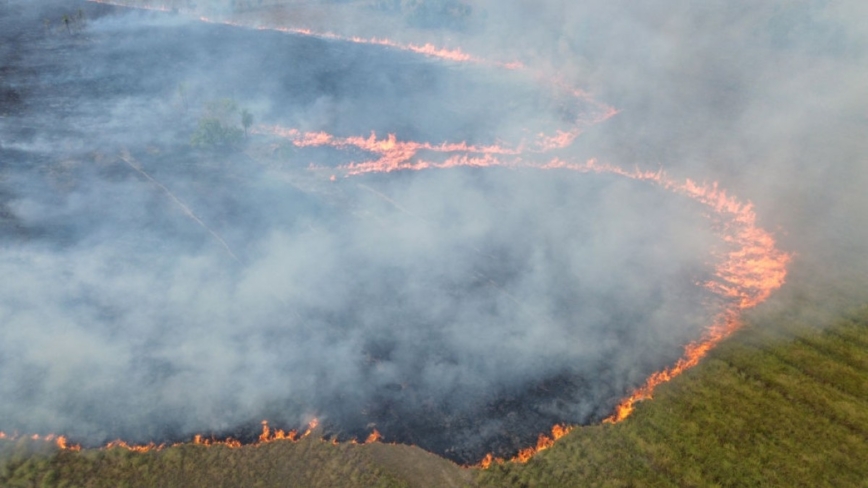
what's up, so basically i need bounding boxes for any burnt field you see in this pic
[0,0,728,464]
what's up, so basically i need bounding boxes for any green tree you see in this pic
[190,98,244,149]
[240,108,253,137]
[191,118,244,148]
[62,15,70,35]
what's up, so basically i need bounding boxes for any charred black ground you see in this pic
[1,1,721,464]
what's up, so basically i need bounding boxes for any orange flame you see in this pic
[302,418,319,438]
[88,0,519,66]
[89,0,615,162]
[54,436,80,451]
[0,420,315,456]
[0,432,82,451]
[364,429,382,444]
[191,435,243,449]
[74,0,789,467]
[106,439,164,453]
[289,147,787,464]
[477,424,573,468]
[259,420,300,443]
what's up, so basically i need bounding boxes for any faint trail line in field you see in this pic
[118,149,241,264]
[355,183,418,218]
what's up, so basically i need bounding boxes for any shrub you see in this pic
[190,98,246,149]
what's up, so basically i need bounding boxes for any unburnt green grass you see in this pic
[3,306,867,487]
[478,305,868,487]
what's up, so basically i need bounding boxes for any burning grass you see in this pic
[3,304,867,486]
[0,0,795,468]
[477,303,868,487]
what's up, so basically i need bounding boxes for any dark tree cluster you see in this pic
[190,98,253,149]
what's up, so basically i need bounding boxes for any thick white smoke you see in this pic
[2,0,864,463]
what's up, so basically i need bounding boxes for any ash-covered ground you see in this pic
[1,1,722,463]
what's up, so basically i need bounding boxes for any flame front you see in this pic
[0,432,82,452]
[61,0,794,467]
[365,430,382,444]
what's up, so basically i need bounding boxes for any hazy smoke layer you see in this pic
[466,0,868,306]
[5,0,863,463]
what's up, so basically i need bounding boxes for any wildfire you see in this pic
[0,432,81,452]
[365,429,382,444]
[202,17,488,65]
[305,150,787,467]
[255,126,523,174]
[86,0,503,66]
[0,419,343,455]
[258,420,299,443]
[8,419,390,455]
[477,424,573,469]
[106,439,169,452]
[71,0,791,468]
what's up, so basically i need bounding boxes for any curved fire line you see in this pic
[35,0,793,467]
[266,135,791,466]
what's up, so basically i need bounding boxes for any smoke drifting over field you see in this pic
[470,0,868,289]
[0,0,864,464]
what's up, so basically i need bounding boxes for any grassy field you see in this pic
[478,303,868,487]
[0,434,471,488]
[2,304,867,487]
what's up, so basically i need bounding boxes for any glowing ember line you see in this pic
[89,0,616,151]
[0,432,81,451]
[312,152,788,465]
[52,145,784,464]
[86,0,501,66]
[1,419,389,455]
[365,429,382,444]
[79,0,791,468]
[199,17,489,65]
[256,126,520,156]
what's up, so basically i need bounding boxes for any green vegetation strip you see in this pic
[2,307,867,487]
[0,437,470,488]
[478,306,868,487]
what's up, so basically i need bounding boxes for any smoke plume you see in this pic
[1,0,864,463]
